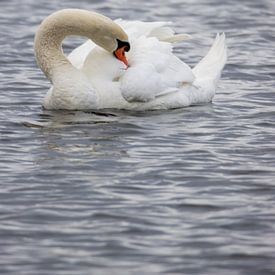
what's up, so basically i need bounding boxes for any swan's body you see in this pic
[34,9,227,110]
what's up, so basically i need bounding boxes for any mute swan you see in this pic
[34,9,227,110]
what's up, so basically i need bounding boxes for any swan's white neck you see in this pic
[34,9,128,82]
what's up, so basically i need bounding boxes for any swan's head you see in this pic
[88,20,130,67]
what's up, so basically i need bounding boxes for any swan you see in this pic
[34,9,227,110]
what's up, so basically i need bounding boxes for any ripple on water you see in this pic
[1,0,275,274]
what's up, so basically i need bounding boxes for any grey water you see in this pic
[1,0,275,274]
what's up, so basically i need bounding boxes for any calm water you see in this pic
[1,0,275,274]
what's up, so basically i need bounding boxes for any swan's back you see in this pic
[50,18,227,110]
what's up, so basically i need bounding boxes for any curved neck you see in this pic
[34,9,126,82]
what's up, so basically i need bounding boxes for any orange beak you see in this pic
[114,46,129,67]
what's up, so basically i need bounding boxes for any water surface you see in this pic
[0,0,275,274]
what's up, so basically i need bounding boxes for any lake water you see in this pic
[1,0,275,274]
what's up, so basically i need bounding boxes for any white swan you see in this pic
[34,9,227,110]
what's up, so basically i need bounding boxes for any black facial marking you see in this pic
[116,39,130,52]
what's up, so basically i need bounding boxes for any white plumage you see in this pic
[36,10,227,110]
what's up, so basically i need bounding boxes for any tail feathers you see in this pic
[192,33,227,85]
